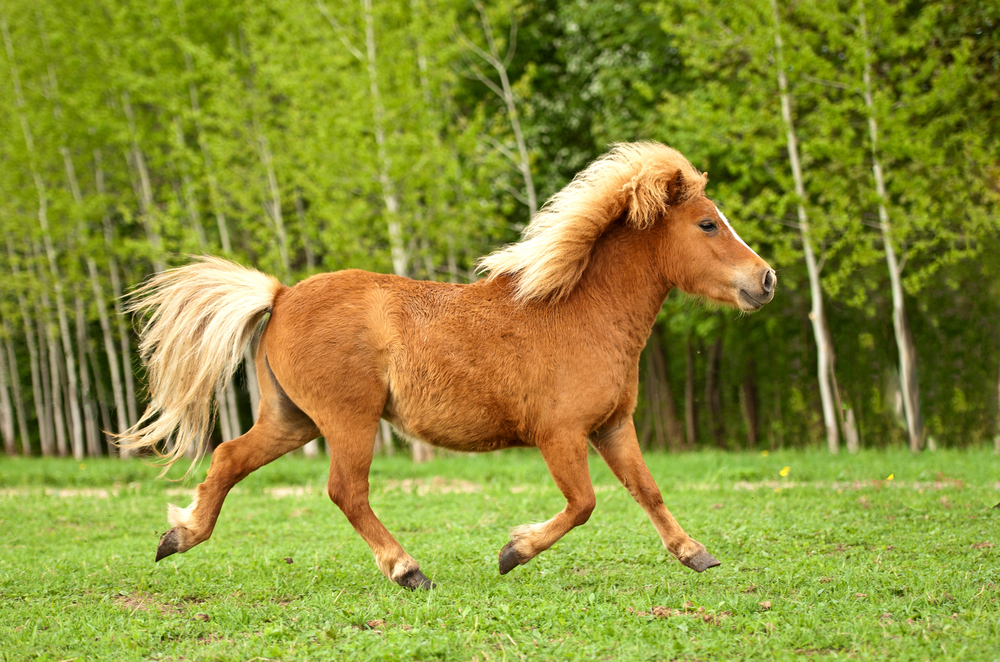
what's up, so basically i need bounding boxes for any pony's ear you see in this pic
[624,167,669,229]
[666,169,688,204]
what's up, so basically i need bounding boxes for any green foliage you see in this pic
[0,0,996,456]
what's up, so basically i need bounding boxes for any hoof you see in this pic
[155,528,182,562]
[396,568,435,590]
[498,541,524,575]
[682,549,721,573]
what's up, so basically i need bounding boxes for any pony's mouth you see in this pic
[738,289,764,311]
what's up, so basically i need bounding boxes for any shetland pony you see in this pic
[121,142,775,589]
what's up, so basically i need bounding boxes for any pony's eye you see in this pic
[699,220,717,233]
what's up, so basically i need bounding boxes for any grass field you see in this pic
[1,447,998,661]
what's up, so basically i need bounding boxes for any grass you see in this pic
[1,447,998,661]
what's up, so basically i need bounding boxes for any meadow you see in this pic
[1,448,997,661]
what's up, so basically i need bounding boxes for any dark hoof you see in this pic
[396,568,435,590]
[155,528,182,562]
[498,541,523,575]
[682,549,721,573]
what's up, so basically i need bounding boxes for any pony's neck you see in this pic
[569,220,672,351]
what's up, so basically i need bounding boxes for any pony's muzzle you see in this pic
[735,267,776,312]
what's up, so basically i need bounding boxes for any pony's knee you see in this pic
[572,495,596,527]
[326,480,345,508]
[327,479,364,514]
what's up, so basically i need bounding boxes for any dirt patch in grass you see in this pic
[630,602,732,625]
[114,592,206,617]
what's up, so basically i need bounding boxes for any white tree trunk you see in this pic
[75,296,101,457]
[215,386,233,443]
[225,382,242,439]
[770,0,840,453]
[86,344,117,455]
[379,419,395,456]
[0,330,15,455]
[176,0,232,254]
[362,0,410,278]
[256,129,291,278]
[121,91,166,274]
[38,292,68,457]
[2,320,31,455]
[466,0,538,218]
[174,118,209,248]
[94,149,139,437]
[8,251,50,455]
[294,189,316,272]
[86,259,128,437]
[859,3,921,453]
[243,348,261,421]
[63,148,131,444]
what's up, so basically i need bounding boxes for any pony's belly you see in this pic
[406,428,530,453]
[383,397,530,453]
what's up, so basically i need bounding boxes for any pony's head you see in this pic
[659,169,775,312]
[478,141,775,311]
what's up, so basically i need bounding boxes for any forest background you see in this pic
[0,0,997,463]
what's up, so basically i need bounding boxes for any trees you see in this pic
[0,0,994,458]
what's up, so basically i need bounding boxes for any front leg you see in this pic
[592,419,720,572]
[498,432,596,574]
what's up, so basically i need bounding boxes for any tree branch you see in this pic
[503,14,517,68]
[481,133,520,167]
[315,0,364,61]
[801,72,856,93]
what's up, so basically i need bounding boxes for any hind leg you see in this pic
[322,418,433,589]
[155,371,319,561]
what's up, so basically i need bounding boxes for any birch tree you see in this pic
[2,14,86,459]
[458,1,537,218]
[769,0,841,453]
[0,327,15,455]
[857,0,920,452]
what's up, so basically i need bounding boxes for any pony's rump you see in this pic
[117,257,283,474]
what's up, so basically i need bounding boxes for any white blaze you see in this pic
[714,204,760,258]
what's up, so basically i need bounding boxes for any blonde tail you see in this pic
[118,257,283,474]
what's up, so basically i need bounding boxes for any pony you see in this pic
[120,142,776,590]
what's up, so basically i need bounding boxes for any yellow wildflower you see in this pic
[779,466,790,477]
[886,474,894,481]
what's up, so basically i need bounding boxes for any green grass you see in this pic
[1,448,998,661]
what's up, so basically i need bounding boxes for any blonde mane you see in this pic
[477,141,707,302]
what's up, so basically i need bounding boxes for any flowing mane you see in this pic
[477,141,707,302]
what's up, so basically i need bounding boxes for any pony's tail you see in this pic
[117,256,283,476]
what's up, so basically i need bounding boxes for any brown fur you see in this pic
[125,142,775,588]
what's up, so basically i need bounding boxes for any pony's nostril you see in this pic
[762,270,775,294]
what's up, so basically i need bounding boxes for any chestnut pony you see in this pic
[121,142,775,589]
